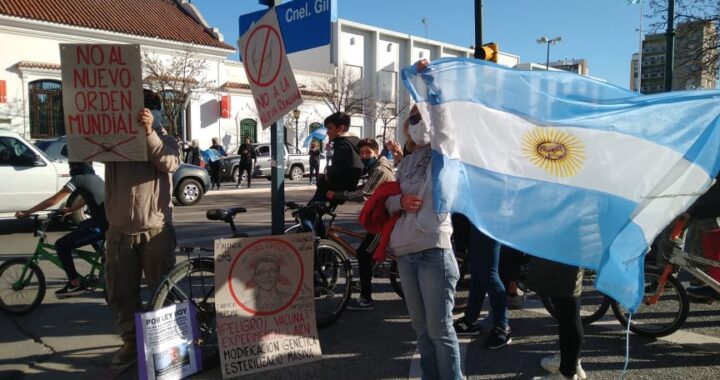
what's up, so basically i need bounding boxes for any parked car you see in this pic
[35,136,210,208]
[0,129,76,221]
[220,143,326,182]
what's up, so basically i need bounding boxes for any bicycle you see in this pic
[0,210,105,315]
[284,201,354,328]
[149,206,248,367]
[284,201,470,320]
[609,216,719,337]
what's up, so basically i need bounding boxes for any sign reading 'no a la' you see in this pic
[60,44,146,162]
[239,9,303,129]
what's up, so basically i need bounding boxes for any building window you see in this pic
[28,80,64,139]
[240,118,257,142]
[378,70,398,103]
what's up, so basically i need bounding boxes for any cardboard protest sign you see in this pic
[60,44,146,162]
[239,8,303,129]
[135,302,202,380]
[215,233,321,378]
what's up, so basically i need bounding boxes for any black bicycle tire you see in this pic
[314,239,352,328]
[611,267,689,338]
[150,257,218,366]
[0,258,46,316]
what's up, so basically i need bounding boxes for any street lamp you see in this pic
[536,36,562,70]
[292,109,300,149]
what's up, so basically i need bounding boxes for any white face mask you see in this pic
[408,119,431,146]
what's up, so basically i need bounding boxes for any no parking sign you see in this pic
[239,9,303,128]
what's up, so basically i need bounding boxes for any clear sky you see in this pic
[191,0,662,90]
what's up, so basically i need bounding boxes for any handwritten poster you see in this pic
[214,233,321,378]
[60,44,146,162]
[135,302,202,380]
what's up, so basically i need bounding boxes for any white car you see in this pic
[0,128,100,222]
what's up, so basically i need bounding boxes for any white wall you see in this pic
[0,15,230,141]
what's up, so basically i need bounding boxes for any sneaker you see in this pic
[111,341,137,366]
[55,281,87,298]
[484,326,512,350]
[531,373,579,380]
[346,297,374,311]
[453,318,481,335]
[687,285,720,301]
[541,355,587,380]
[507,293,524,310]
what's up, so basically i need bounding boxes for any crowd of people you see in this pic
[13,75,720,379]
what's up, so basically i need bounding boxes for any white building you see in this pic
[287,19,519,142]
[1,0,526,155]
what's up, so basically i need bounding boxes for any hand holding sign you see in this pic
[60,44,147,162]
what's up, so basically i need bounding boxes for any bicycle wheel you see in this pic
[611,267,689,338]
[314,239,352,328]
[150,258,218,366]
[540,270,611,325]
[0,258,46,316]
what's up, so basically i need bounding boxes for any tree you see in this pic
[313,65,374,116]
[368,100,407,142]
[647,0,720,81]
[142,48,215,138]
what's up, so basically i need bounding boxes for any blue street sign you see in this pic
[239,0,335,60]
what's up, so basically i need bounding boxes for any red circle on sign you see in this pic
[243,24,283,88]
[227,238,304,316]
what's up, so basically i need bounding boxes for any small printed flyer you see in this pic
[214,233,321,378]
[135,302,202,380]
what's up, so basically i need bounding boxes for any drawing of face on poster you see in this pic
[228,239,304,316]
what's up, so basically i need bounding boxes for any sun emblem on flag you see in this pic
[522,127,585,178]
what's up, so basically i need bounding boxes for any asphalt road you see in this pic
[1,185,720,379]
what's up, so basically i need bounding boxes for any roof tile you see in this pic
[0,0,235,51]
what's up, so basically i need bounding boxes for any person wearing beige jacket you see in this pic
[106,90,180,367]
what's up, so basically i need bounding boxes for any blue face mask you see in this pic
[362,157,378,168]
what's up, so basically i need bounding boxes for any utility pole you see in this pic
[474,0,483,59]
[260,0,285,235]
[665,0,675,92]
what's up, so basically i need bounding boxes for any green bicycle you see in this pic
[0,210,106,315]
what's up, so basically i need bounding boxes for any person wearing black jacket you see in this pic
[310,112,363,204]
[686,178,720,300]
[236,137,256,188]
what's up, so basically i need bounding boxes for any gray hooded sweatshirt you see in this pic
[385,145,452,256]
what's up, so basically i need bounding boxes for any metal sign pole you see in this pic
[259,0,287,235]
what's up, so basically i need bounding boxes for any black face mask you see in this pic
[69,162,95,176]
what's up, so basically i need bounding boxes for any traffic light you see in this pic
[258,0,281,7]
[477,42,499,63]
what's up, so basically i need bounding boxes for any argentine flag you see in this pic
[402,58,720,311]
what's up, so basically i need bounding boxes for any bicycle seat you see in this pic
[206,207,247,223]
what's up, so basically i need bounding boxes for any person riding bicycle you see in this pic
[327,138,395,310]
[15,161,107,297]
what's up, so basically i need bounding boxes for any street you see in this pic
[1,184,720,379]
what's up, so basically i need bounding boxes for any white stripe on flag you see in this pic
[423,101,711,205]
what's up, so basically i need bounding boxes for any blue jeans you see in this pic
[397,248,463,380]
[463,226,509,329]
